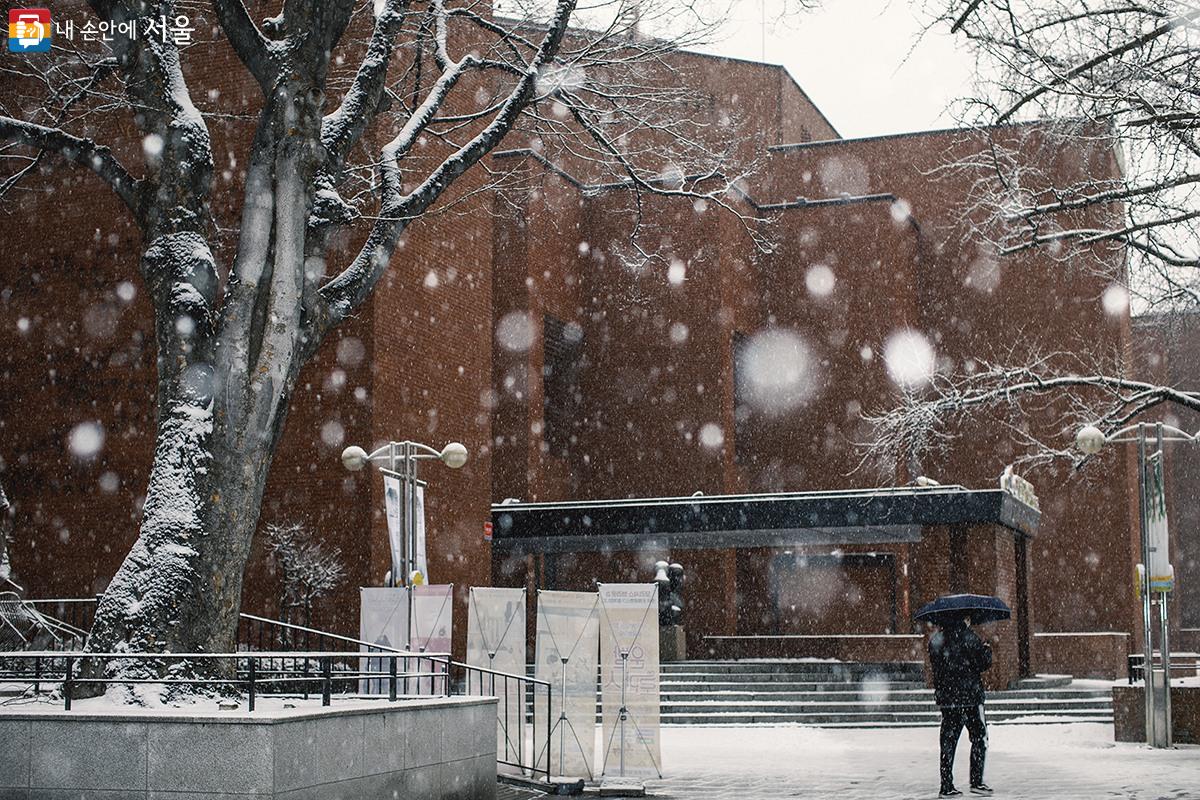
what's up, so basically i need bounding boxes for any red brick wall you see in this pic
[1033,632,1130,680]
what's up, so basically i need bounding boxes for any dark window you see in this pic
[732,331,750,463]
[543,316,583,456]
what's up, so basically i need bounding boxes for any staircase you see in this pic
[656,660,1114,727]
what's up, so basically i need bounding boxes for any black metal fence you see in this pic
[0,650,449,709]
[1127,652,1200,683]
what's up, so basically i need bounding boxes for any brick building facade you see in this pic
[0,36,1158,675]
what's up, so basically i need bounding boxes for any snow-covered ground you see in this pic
[648,723,1200,799]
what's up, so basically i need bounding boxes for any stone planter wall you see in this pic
[1113,684,1200,745]
[0,696,496,800]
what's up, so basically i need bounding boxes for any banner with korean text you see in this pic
[598,583,661,779]
[467,587,527,773]
[534,590,600,780]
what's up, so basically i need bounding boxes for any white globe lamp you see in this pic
[440,442,469,469]
[341,445,370,471]
[1075,425,1106,456]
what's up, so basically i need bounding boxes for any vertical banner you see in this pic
[411,583,454,694]
[382,472,428,584]
[359,587,408,694]
[413,483,427,579]
[383,474,403,585]
[1147,457,1174,592]
[598,583,661,779]
[467,587,527,773]
[535,590,600,780]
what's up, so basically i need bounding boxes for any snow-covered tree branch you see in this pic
[855,2,1200,477]
[265,522,346,619]
[924,0,1200,314]
[861,349,1200,478]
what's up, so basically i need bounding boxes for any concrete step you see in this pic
[658,688,1111,703]
[659,680,928,692]
[659,672,919,684]
[660,661,923,678]
[659,707,1113,724]
[1011,674,1073,689]
[660,713,1114,727]
[657,697,1113,713]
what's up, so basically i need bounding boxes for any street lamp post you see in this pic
[341,440,468,647]
[1076,420,1183,748]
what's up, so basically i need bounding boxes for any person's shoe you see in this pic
[969,785,993,796]
[939,788,963,797]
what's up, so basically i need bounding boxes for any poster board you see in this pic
[411,583,453,694]
[467,587,527,772]
[359,586,408,694]
[598,583,661,779]
[534,590,600,780]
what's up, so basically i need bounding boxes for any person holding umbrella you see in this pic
[916,594,1011,797]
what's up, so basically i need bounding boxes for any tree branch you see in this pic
[316,0,579,330]
[320,0,411,175]
[0,115,143,220]
[211,0,280,93]
[996,7,1200,122]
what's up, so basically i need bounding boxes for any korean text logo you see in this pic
[8,9,51,53]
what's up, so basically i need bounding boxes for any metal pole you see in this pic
[64,657,74,711]
[248,656,256,712]
[619,650,629,777]
[409,443,420,580]
[1156,422,1173,748]
[404,443,415,651]
[1137,424,1157,747]
[395,442,406,588]
[1161,590,1173,747]
[559,656,568,776]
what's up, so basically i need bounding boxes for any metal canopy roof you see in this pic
[489,486,1039,554]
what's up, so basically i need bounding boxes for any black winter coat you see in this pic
[929,623,992,707]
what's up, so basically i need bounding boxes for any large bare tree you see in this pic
[865,1,1200,471]
[0,0,743,682]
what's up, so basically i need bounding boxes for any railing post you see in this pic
[389,656,397,702]
[63,657,74,711]
[322,657,332,706]
[248,657,256,712]
[34,656,41,695]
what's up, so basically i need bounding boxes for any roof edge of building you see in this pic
[768,117,1065,153]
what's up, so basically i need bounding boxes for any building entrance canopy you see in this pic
[490,485,1039,555]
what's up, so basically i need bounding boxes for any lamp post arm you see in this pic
[405,441,445,458]
[1103,422,1200,444]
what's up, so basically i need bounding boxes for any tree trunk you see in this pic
[78,75,324,696]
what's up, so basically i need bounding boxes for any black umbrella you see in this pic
[914,593,1011,626]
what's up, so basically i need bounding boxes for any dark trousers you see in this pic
[939,704,987,789]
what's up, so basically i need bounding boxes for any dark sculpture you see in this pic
[654,560,685,626]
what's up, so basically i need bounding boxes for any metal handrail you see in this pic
[0,650,450,710]
[1127,652,1200,683]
